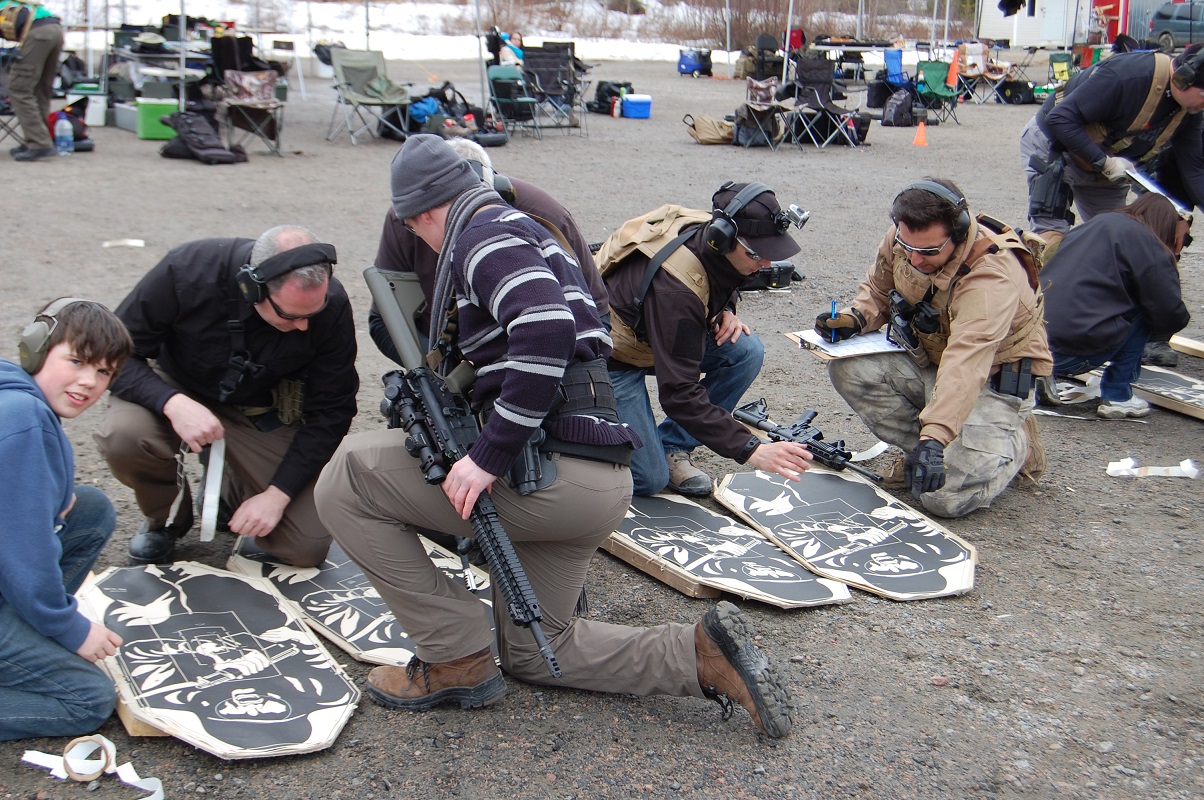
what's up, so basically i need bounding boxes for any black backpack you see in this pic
[159,111,245,164]
[881,89,914,127]
[587,80,634,114]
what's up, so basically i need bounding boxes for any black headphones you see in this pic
[236,242,337,305]
[1172,46,1204,90]
[895,180,972,244]
[705,181,776,254]
[19,297,87,374]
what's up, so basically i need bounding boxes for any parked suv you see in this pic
[1150,1,1204,50]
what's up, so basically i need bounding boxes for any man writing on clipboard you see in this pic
[813,179,1051,518]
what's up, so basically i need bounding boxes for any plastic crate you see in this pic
[135,98,178,140]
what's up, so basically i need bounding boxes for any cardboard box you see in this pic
[135,98,178,140]
[622,94,652,119]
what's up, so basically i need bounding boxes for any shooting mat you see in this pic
[76,563,359,759]
[715,469,977,601]
[227,536,492,666]
[603,493,852,608]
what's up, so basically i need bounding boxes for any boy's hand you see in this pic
[163,394,224,453]
[77,622,122,663]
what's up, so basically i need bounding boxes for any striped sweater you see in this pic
[451,205,638,477]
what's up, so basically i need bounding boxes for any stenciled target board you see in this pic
[77,563,359,759]
[1096,364,1204,421]
[604,493,852,608]
[715,469,977,601]
[227,536,491,667]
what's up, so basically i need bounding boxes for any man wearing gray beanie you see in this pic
[315,135,793,740]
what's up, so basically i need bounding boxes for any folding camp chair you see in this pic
[0,99,22,148]
[733,101,789,150]
[916,60,959,125]
[753,33,785,81]
[1049,51,1076,85]
[488,63,548,140]
[222,69,285,156]
[883,48,918,103]
[957,42,988,102]
[746,76,778,103]
[326,48,411,144]
[522,46,586,135]
[788,57,861,148]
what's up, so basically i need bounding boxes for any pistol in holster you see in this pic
[886,290,938,368]
[1028,154,1075,224]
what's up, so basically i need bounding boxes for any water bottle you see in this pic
[54,114,74,156]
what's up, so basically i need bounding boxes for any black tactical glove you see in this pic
[814,311,862,341]
[904,439,946,499]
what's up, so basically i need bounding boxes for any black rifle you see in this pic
[366,267,562,678]
[733,399,883,483]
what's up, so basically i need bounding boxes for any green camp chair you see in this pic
[1048,51,1077,85]
[916,60,960,125]
[326,49,412,144]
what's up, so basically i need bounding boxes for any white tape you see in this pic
[1106,457,1200,478]
[851,441,891,462]
[22,734,164,799]
[200,438,226,542]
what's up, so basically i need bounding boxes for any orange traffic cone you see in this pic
[913,121,928,147]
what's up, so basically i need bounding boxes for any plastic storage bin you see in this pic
[622,93,652,118]
[66,84,108,127]
[135,98,178,140]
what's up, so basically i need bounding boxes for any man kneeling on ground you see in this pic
[814,179,1051,518]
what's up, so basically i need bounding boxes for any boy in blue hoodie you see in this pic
[0,298,132,741]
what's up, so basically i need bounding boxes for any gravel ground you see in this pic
[2,54,1202,800]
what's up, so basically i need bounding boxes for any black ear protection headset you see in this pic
[466,159,516,205]
[236,242,337,305]
[705,181,776,254]
[895,180,972,244]
[1172,46,1204,91]
[19,297,87,374]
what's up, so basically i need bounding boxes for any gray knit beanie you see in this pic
[390,134,481,220]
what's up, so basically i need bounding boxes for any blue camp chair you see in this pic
[884,49,917,103]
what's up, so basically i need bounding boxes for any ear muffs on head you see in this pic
[895,180,972,243]
[236,242,338,305]
[705,181,774,254]
[19,297,87,374]
[1172,47,1204,91]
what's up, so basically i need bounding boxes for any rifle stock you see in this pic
[365,267,563,678]
[733,399,883,483]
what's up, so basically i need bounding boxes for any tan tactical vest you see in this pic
[0,1,40,42]
[911,215,1045,365]
[595,204,713,368]
[1054,52,1185,164]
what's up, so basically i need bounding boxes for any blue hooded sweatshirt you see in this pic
[0,359,92,653]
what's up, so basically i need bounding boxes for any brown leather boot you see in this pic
[695,601,793,739]
[1018,414,1046,485]
[366,647,505,711]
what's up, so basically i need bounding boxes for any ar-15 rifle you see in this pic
[733,399,883,483]
[364,267,562,679]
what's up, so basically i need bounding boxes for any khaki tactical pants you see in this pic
[94,393,332,567]
[829,352,1034,518]
[315,429,704,696]
[9,22,63,150]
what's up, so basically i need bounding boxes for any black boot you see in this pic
[128,504,195,565]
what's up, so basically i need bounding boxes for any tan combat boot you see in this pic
[1018,414,1046,485]
[366,647,505,711]
[667,451,712,497]
[695,601,793,739]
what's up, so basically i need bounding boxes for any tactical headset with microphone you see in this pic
[235,242,338,306]
[19,297,87,374]
[894,180,972,244]
[1172,45,1204,91]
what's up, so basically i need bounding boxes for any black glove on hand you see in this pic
[904,439,946,499]
[814,311,862,341]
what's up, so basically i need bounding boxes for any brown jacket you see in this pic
[850,218,1053,446]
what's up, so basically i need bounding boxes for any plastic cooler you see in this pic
[622,94,652,118]
[135,98,178,140]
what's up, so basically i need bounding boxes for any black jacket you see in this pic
[110,238,359,497]
[1042,213,1189,355]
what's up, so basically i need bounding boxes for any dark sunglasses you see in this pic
[894,230,951,257]
[738,237,764,261]
[266,292,328,321]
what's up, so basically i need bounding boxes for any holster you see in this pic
[1028,154,1075,224]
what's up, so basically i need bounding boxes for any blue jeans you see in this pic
[1053,319,1149,402]
[611,332,764,495]
[0,485,118,741]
